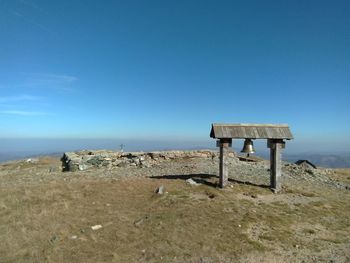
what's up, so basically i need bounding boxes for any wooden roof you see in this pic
[295,160,317,169]
[210,123,293,139]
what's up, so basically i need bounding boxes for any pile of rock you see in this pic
[62,150,231,172]
[283,161,338,185]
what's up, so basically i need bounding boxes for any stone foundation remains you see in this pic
[62,150,235,172]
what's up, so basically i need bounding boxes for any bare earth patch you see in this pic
[0,156,349,262]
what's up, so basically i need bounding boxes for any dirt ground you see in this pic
[0,156,349,262]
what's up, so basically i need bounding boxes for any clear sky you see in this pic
[0,0,349,153]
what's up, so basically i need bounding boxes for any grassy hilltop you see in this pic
[0,152,349,262]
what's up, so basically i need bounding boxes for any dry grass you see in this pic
[0,159,349,262]
[331,169,350,185]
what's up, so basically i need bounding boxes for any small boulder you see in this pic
[26,158,39,163]
[186,178,201,186]
[155,185,165,194]
[79,163,91,171]
[91,225,102,230]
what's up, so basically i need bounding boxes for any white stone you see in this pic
[91,225,102,230]
[155,185,165,194]
[186,178,200,186]
[26,158,39,163]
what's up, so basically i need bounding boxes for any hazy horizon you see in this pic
[1,137,350,157]
[2,137,350,169]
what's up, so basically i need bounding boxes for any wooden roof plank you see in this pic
[210,123,293,139]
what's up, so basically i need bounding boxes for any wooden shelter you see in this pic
[210,123,294,193]
[295,160,317,169]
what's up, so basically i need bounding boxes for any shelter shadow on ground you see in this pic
[228,178,271,190]
[150,173,218,187]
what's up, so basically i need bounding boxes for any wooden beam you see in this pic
[218,139,232,188]
[268,139,285,193]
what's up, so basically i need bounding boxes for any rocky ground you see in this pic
[61,149,349,191]
[0,150,349,262]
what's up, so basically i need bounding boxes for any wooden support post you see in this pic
[218,138,232,188]
[267,139,285,193]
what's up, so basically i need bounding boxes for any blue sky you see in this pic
[0,0,349,153]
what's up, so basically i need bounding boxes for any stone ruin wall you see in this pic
[62,150,235,172]
[58,149,349,191]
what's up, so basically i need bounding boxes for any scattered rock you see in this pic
[49,235,58,244]
[26,158,39,163]
[62,150,219,172]
[155,185,165,194]
[306,169,315,175]
[79,163,91,171]
[117,162,129,168]
[132,158,141,165]
[186,178,201,186]
[206,191,216,199]
[142,162,152,168]
[91,225,102,230]
[134,215,149,227]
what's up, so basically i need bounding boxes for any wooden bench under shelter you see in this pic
[210,123,294,193]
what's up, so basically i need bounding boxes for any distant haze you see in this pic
[1,138,350,168]
[0,138,215,162]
